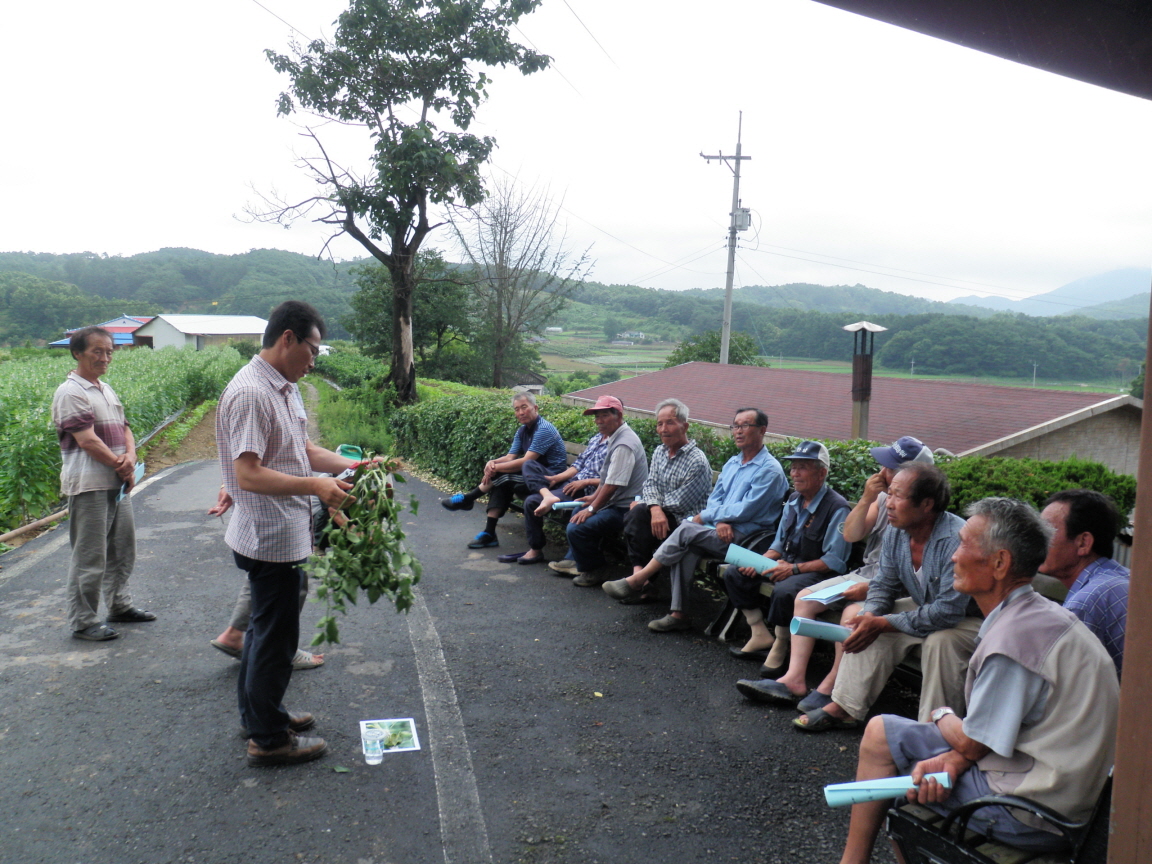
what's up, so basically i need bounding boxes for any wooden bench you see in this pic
[885,775,1111,864]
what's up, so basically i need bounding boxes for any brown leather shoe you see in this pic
[241,711,315,739]
[247,732,328,767]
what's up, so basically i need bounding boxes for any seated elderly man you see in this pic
[601,408,788,632]
[735,437,934,711]
[723,440,851,673]
[556,395,648,587]
[1039,489,1130,676]
[494,429,609,566]
[441,392,568,550]
[766,465,979,733]
[617,398,713,600]
[838,497,1118,864]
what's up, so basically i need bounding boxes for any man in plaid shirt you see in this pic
[619,398,712,597]
[216,301,358,767]
[1039,489,1129,676]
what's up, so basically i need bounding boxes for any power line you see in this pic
[560,0,619,68]
[247,0,314,41]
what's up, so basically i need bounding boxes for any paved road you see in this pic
[0,461,914,863]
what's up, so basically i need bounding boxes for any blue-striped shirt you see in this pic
[1064,557,1129,677]
[508,417,568,474]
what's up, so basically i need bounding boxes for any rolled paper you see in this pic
[724,544,778,573]
[806,582,848,605]
[551,501,584,510]
[824,772,952,808]
[790,616,851,642]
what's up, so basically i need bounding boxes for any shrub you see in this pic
[389,389,1136,515]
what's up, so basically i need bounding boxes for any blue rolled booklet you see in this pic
[824,772,951,807]
[790,616,851,642]
[805,581,848,606]
[551,501,585,511]
[724,544,777,573]
[116,461,146,503]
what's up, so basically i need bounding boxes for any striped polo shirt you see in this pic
[52,370,129,496]
[217,355,313,563]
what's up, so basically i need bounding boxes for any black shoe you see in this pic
[107,608,156,623]
[441,493,474,511]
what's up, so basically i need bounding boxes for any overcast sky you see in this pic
[3,0,1150,305]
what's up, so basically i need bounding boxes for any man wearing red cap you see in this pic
[557,395,648,587]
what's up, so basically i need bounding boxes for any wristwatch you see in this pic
[931,707,956,724]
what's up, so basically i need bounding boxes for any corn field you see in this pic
[0,346,244,532]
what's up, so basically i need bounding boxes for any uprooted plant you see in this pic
[308,457,421,646]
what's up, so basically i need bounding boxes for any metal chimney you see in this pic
[842,321,888,440]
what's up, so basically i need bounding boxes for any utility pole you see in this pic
[701,112,752,365]
[1032,362,1039,387]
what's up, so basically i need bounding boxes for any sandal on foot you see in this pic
[292,648,324,670]
[210,639,242,660]
[793,707,860,733]
[797,690,833,714]
[73,623,118,642]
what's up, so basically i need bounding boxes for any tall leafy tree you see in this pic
[261,0,549,402]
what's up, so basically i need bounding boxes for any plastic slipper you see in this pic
[293,648,324,670]
[797,689,833,714]
[793,706,860,733]
[210,639,242,660]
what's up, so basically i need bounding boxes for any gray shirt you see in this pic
[861,509,970,638]
[598,422,648,508]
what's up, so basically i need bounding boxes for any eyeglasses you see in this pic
[729,423,762,431]
[301,337,321,358]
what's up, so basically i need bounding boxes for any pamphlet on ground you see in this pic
[359,718,421,754]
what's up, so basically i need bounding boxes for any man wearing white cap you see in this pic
[560,395,648,587]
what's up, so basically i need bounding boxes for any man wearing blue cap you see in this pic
[723,440,851,672]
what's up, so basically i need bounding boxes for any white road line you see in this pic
[407,589,493,864]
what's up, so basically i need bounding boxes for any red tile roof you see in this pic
[565,362,1118,455]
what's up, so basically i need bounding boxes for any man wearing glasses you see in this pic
[52,326,153,642]
[603,408,787,632]
[217,301,359,767]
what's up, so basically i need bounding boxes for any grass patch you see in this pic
[313,378,394,454]
[138,400,216,461]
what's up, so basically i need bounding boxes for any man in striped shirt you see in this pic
[52,326,152,642]
[440,392,568,549]
[217,301,358,767]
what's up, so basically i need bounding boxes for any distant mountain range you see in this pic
[949,267,1151,317]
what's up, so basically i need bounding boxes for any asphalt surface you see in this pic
[0,461,917,864]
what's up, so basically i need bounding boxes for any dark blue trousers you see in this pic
[235,552,306,749]
[566,505,627,572]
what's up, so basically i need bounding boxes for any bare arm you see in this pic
[305,439,357,476]
[72,426,134,481]
[842,473,886,543]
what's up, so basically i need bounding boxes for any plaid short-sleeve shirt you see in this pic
[217,355,312,563]
[52,371,130,496]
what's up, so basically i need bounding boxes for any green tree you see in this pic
[261,0,549,403]
[663,329,767,368]
[1130,362,1145,398]
[346,250,472,366]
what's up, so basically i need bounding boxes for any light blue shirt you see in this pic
[697,446,788,537]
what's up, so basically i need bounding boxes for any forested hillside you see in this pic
[0,248,362,340]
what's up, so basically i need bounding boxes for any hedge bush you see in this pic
[390,389,1137,514]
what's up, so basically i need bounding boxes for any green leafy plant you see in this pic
[308,458,422,646]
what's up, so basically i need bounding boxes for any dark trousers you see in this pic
[622,504,683,567]
[522,461,595,551]
[235,552,306,749]
[722,563,826,625]
[566,505,627,572]
[487,474,528,516]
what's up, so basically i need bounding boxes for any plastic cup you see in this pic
[362,727,386,765]
[724,544,777,573]
[790,616,851,642]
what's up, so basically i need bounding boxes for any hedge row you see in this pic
[388,389,1137,513]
